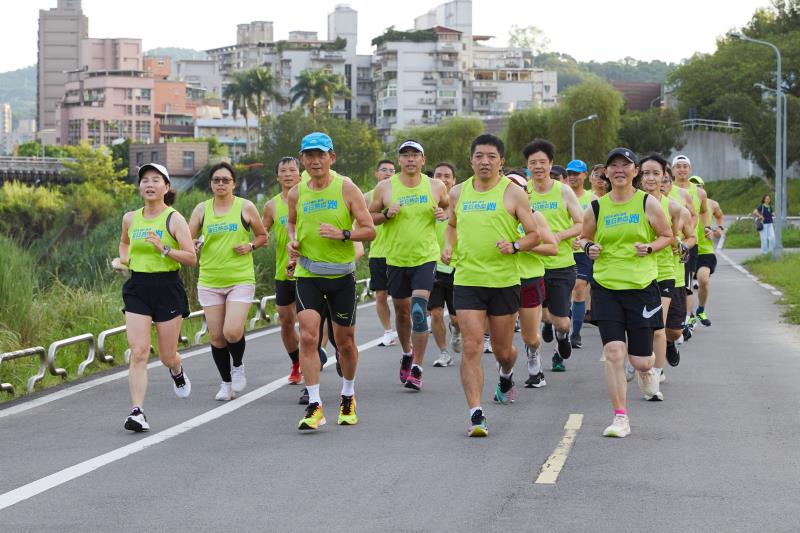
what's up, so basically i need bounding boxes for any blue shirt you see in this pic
[758,204,773,224]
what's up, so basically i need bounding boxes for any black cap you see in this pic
[606,147,639,166]
[550,165,567,179]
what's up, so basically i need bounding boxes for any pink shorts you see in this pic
[197,284,256,307]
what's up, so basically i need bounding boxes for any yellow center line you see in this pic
[535,413,584,485]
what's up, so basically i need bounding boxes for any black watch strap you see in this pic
[342,229,351,241]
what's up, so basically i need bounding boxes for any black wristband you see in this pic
[342,229,351,241]
[583,241,595,254]
[382,207,392,219]
[512,241,520,254]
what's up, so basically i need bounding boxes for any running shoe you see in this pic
[556,331,572,359]
[658,369,666,383]
[170,367,191,398]
[338,395,358,425]
[570,333,582,349]
[666,342,680,367]
[541,322,554,343]
[215,382,233,401]
[379,331,397,347]
[432,350,454,367]
[551,353,565,372]
[687,314,697,329]
[525,372,547,388]
[602,415,630,438]
[399,354,413,383]
[693,279,699,291]
[514,318,521,332]
[624,360,636,382]
[298,402,326,430]
[450,326,462,353]
[494,374,516,405]
[404,365,423,391]
[298,387,309,405]
[483,336,493,354]
[682,324,693,341]
[468,409,488,437]
[526,345,541,375]
[637,368,663,401]
[124,407,149,432]
[318,347,328,370]
[697,311,711,327]
[288,362,302,384]
[231,364,246,393]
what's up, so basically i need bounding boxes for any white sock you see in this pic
[341,378,355,397]
[499,368,513,379]
[412,363,422,371]
[403,351,412,357]
[654,367,663,375]
[307,384,321,405]
[470,406,483,417]
[384,330,392,335]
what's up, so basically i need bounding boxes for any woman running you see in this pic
[188,162,267,400]
[114,163,197,432]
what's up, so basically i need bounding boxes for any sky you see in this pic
[0,0,772,73]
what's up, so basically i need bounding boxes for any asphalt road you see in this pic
[1,251,799,532]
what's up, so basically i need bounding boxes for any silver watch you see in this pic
[161,245,171,257]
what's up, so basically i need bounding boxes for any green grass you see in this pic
[722,218,800,249]
[745,252,800,324]
[704,177,800,215]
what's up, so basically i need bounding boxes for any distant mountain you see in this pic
[0,65,36,125]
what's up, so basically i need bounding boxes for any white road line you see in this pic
[0,302,376,419]
[535,413,583,485]
[0,336,382,511]
[717,250,784,298]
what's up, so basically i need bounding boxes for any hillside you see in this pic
[0,65,36,124]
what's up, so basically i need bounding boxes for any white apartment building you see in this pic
[176,59,223,97]
[1,103,12,155]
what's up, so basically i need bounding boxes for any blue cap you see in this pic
[566,159,588,173]
[300,132,334,153]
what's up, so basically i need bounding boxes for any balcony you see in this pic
[472,80,498,92]
[380,96,397,110]
[437,98,457,109]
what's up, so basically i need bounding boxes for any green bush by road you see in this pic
[745,252,800,324]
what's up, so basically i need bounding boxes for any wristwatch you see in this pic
[646,245,653,254]
[249,242,256,252]
[161,245,171,257]
[512,241,520,254]
[382,207,392,219]
[342,229,351,241]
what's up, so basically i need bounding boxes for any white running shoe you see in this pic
[603,415,631,438]
[657,368,666,383]
[637,368,663,401]
[215,382,233,401]
[483,337,493,354]
[379,330,397,347]
[170,368,191,398]
[624,360,636,383]
[526,345,541,376]
[450,326,462,354]
[432,350,454,367]
[124,408,150,432]
[231,365,246,393]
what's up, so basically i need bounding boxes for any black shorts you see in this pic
[520,277,545,309]
[686,246,698,288]
[697,253,717,275]
[368,257,389,292]
[657,278,676,298]
[592,280,664,349]
[666,286,687,330]
[573,253,593,282]
[454,285,520,316]
[122,271,190,323]
[428,270,455,315]
[295,274,357,327]
[543,266,577,317]
[387,261,436,299]
[275,279,296,307]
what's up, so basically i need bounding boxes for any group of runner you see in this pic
[114,131,722,438]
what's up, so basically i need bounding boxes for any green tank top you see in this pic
[294,174,355,279]
[528,180,576,269]
[454,177,520,288]
[198,197,255,287]
[684,183,712,254]
[668,187,687,288]
[593,190,658,290]
[435,218,455,274]
[366,189,388,259]
[128,207,180,273]
[574,190,592,255]
[272,193,291,281]
[516,222,545,280]
[655,195,675,282]
[383,174,440,267]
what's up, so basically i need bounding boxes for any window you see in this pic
[67,119,82,145]
[136,120,151,142]
[150,151,158,163]
[126,88,133,100]
[87,119,101,146]
[140,89,151,100]
[135,105,151,116]
[437,89,456,98]
[183,151,195,170]
[136,152,144,166]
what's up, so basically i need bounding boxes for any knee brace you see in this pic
[411,296,429,333]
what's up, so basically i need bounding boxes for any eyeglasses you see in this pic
[211,177,233,184]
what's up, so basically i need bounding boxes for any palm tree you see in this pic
[246,67,286,122]
[290,69,352,117]
[223,72,256,154]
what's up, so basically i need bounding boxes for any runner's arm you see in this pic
[342,180,376,242]
[243,200,268,251]
[557,185,583,242]
[261,200,275,233]
[187,203,204,239]
[529,211,558,256]
[577,205,602,259]
[164,212,198,266]
[442,184,460,264]
[511,186,541,252]
[116,211,133,266]
[642,195,674,254]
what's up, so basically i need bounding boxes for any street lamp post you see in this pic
[731,31,783,257]
[571,114,598,161]
[755,83,788,224]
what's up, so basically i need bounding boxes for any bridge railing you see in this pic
[680,118,741,132]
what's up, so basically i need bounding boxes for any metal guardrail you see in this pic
[0,347,47,394]
[680,118,741,132]
[4,279,374,395]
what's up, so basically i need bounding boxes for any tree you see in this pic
[508,25,551,58]
[109,138,131,174]
[223,71,256,154]
[392,117,486,180]
[246,67,285,122]
[290,69,352,117]
[61,142,129,193]
[618,108,685,156]
[505,107,556,168]
[17,141,69,158]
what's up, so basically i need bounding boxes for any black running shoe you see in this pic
[556,333,572,360]
[124,407,149,432]
[524,372,546,388]
[318,347,328,371]
[541,322,554,343]
[298,387,309,405]
[552,353,565,372]
[666,342,680,367]
[570,334,582,349]
[683,325,693,341]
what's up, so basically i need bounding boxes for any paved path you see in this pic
[2,256,799,532]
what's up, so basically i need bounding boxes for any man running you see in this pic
[366,159,398,347]
[565,159,595,349]
[688,175,718,326]
[442,134,541,437]
[590,164,609,198]
[286,132,375,431]
[525,139,583,372]
[369,140,449,391]
[429,162,463,368]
